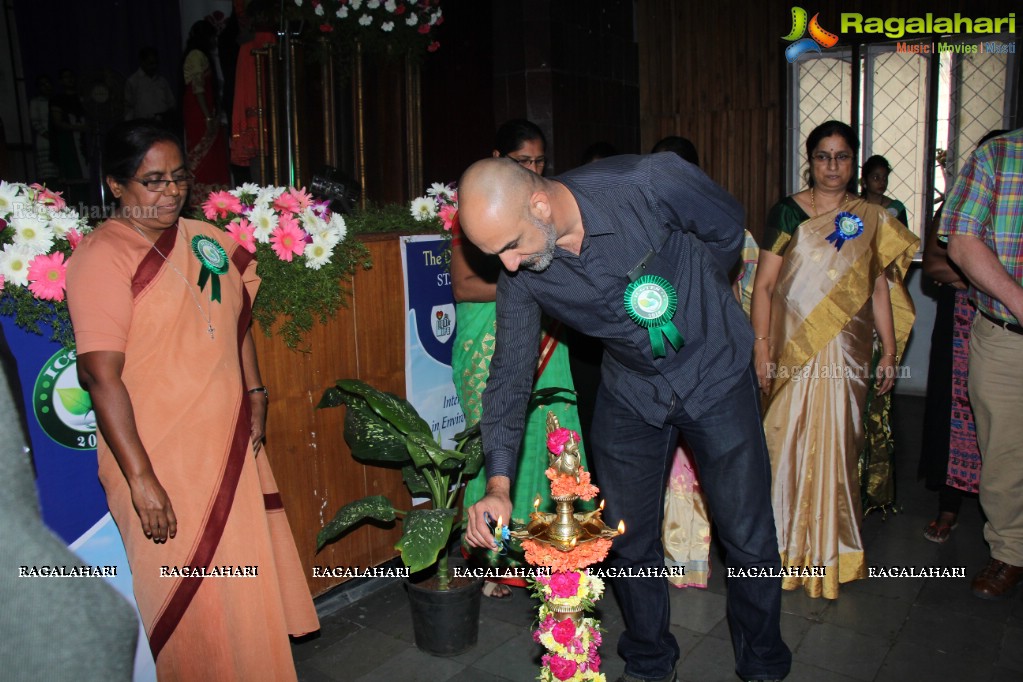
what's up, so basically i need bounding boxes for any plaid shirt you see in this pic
[939,128,1023,322]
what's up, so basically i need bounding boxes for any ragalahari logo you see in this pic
[782,7,839,63]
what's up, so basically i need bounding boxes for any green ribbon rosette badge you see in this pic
[624,275,684,358]
[191,235,229,302]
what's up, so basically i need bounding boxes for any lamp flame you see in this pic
[496,516,503,531]
[617,520,625,535]
[599,499,605,511]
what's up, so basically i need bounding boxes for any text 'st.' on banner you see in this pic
[0,316,156,681]
[400,235,464,449]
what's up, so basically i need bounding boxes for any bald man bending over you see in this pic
[460,155,791,682]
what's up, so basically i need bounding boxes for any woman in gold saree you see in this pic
[751,121,917,599]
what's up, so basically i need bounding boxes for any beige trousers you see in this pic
[969,315,1023,567]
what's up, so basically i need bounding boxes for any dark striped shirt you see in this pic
[481,153,754,481]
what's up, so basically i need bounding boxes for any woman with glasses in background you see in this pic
[66,120,317,679]
[751,120,918,598]
[451,118,591,599]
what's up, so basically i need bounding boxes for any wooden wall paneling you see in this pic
[255,234,411,597]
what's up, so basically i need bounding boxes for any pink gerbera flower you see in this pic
[66,228,83,251]
[227,218,257,254]
[270,221,307,262]
[27,252,67,301]
[273,191,301,216]
[203,190,243,220]
[0,274,5,293]
[287,186,313,210]
[438,205,458,232]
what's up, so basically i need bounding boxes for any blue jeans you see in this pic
[590,365,791,680]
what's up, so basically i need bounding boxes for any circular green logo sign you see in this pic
[624,275,678,329]
[192,235,229,274]
[33,348,97,450]
[633,283,668,319]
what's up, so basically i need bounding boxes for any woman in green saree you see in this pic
[451,120,589,597]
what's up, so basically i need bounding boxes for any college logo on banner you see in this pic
[33,348,97,450]
[432,304,455,344]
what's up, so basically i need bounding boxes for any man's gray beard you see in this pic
[521,216,557,272]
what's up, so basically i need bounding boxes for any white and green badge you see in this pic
[624,275,684,358]
[191,235,229,302]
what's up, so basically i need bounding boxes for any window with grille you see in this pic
[787,35,1019,253]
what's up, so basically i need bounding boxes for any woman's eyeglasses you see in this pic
[507,155,546,169]
[131,175,193,192]
[811,153,853,164]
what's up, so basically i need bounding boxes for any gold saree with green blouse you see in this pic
[763,197,917,599]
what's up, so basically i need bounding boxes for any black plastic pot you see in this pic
[405,577,483,656]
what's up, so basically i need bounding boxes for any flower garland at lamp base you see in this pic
[0,181,90,346]
[509,421,623,682]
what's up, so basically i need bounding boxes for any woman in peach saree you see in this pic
[67,121,317,680]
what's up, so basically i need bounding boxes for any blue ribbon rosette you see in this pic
[825,212,864,251]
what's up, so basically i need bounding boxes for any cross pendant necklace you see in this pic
[128,220,216,340]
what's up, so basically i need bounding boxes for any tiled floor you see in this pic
[292,396,1023,681]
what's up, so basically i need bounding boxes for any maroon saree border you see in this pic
[147,240,257,659]
[131,224,178,298]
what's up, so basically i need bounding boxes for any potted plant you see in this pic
[316,378,485,656]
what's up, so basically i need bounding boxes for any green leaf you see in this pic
[395,508,456,573]
[401,465,431,497]
[316,495,396,550]
[338,379,432,436]
[56,387,92,416]
[316,385,346,409]
[461,437,485,479]
[406,432,463,472]
[344,399,411,464]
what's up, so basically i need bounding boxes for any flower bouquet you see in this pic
[409,181,458,232]
[200,184,369,348]
[287,0,444,59]
[0,181,90,346]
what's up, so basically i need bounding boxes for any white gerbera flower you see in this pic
[381,20,394,31]
[405,13,418,26]
[229,183,260,199]
[0,243,35,287]
[299,207,326,235]
[426,182,454,201]
[10,213,55,254]
[314,3,324,16]
[336,6,349,18]
[367,0,381,8]
[49,210,82,238]
[248,204,279,243]
[384,0,397,12]
[304,236,335,270]
[327,212,348,242]
[0,180,23,216]
[410,196,437,221]
[294,0,303,6]
[351,0,363,9]
[359,13,372,26]
[430,9,442,25]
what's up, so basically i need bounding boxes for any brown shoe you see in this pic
[971,558,1023,600]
